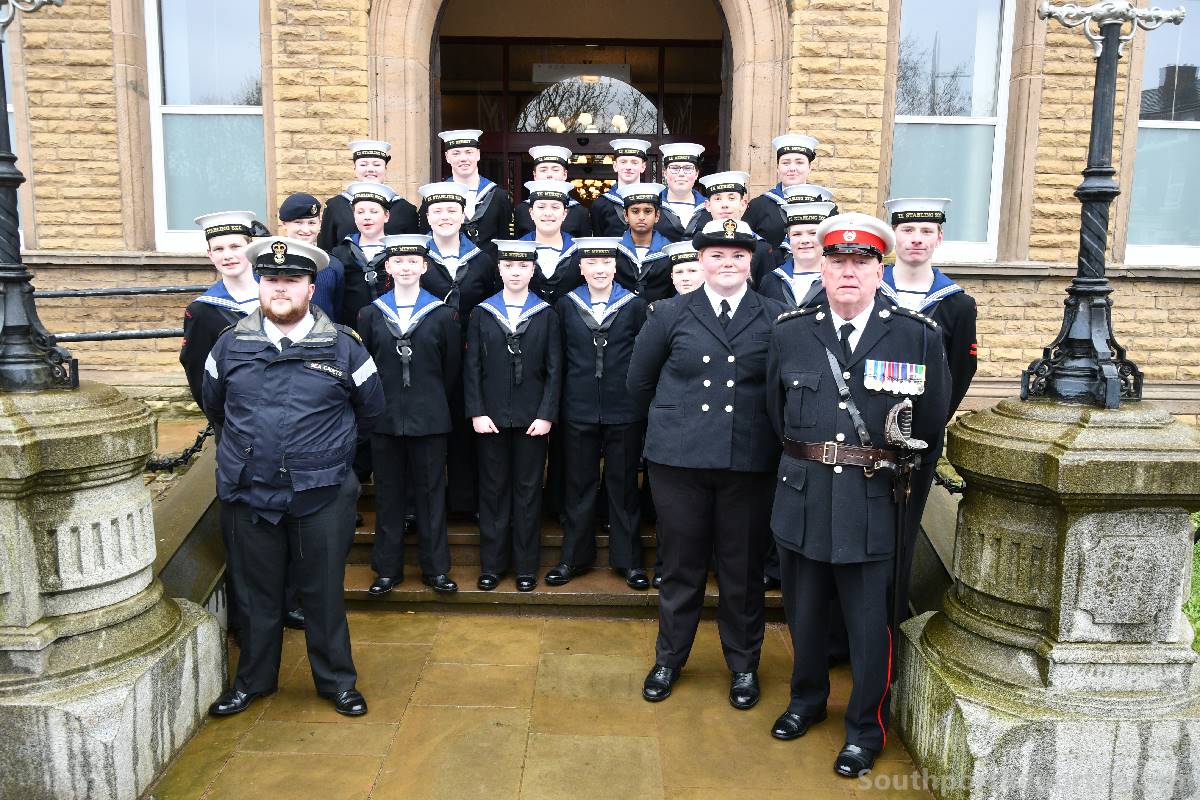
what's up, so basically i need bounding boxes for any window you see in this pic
[146,0,266,252]
[889,0,1015,261]
[1126,0,1200,266]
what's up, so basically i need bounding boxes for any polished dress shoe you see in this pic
[368,576,399,597]
[283,607,306,629]
[642,664,679,702]
[762,575,781,590]
[515,575,537,592]
[834,743,879,777]
[477,573,501,591]
[729,671,760,709]
[329,689,368,717]
[652,573,663,589]
[544,563,584,586]
[422,574,458,593]
[208,688,268,717]
[616,568,650,590]
[771,709,827,740]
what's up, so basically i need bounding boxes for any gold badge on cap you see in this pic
[309,203,319,216]
[272,241,288,265]
[723,219,737,239]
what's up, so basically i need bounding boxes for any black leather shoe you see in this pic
[642,664,679,702]
[652,573,663,589]
[771,709,827,740]
[422,574,458,593]
[544,563,580,586]
[208,688,268,717]
[762,575,781,590]
[729,671,760,710]
[283,607,306,629]
[617,568,650,590]
[834,743,879,778]
[477,573,501,591]
[368,576,399,597]
[331,689,368,717]
[515,575,537,592]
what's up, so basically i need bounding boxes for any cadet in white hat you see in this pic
[591,138,654,237]
[612,182,674,300]
[657,143,707,241]
[663,241,703,296]
[783,183,836,204]
[694,172,776,285]
[758,200,837,310]
[435,129,513,253]
[317,139,418,252]
[515,145,592,239]
[744,133,822,260]
[329,181,403,325]
[518,179,581,306]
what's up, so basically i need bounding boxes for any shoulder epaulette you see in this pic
[335,323,363,343]
[776,307,819,324]
[891,306,938,330]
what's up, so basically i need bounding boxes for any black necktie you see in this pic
[718,299,732,328]
[838,322,854,363]
[279,336,292,352]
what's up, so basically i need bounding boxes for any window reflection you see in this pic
[895,0,1002,117]
[515,76,662,134]
[1138,0,1199,122]
[160,0,261,106]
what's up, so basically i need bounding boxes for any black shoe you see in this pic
[762,575,781,590]
[422,573,458,593]
[729,671,760,710]
[834,743,879,778]
[477,573,501,591]
[771,709,827,740]
[616,568,650,590]
[368,576,399,597]
[283,607,306,629]
[330,689,368,717]
[652,573,663,589]
[208,688,268,717]
[544,562,583,586]
[515,574,537,592]
[642,664,679,702]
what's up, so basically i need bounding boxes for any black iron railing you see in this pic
[36,284,206,342]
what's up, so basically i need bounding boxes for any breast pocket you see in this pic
[782,371,821,430]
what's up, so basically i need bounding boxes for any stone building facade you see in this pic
[5,0,1197,414]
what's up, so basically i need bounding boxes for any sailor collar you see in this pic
[427,234,482,265]
[520,230,578,261]
[567,282,637,323]
[478,291,550,331]
[881,265,964,313]
[195,279,260,316]
[373,288,444,332]
[616,230,670,264]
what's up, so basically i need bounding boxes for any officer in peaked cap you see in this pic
[764,212,949,778]
[628,217,788,711]
[591,138,653,237]
[656,143,707,242]
[316,140,419,253]
[203,236,385,719]
[743,134,822,250]
[514,145,592,239]
[432,129,514,255]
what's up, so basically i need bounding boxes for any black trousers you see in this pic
[476,427,548,575]
[779,546,893,751]
[543,425,566,514]
[227,476,359,696]
[648,461,771,673]
[371,433,450,577]
[446,383,478,514]
[561,420,644,570]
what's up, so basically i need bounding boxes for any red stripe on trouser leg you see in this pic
[876,625,893,749]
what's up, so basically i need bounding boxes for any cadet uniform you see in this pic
[514,145,593,239]
[590,138,652,237]
[656,143,707,243]
[317,141,418,253]
[743,134,821,252]
[765,213,949,777]
[330,181,400,324]
[756,201,836,310]
[428,129,514,255]
[521,180,583,306]
[279,193,346,323]
[629,219,787,707]
[203,237,385,718]
[548,239,649,589]
[356,235,461,595]
[613,182,675,302]
[465,241,563,590]
[695,172,777,286]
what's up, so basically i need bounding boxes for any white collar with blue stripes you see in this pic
[373,288,444,333]
[880,266,964,313]
[567,282,637,323]
[616,230,670,264]
[520,231,578,261]
[195,279,260,316]
[428,234,482,265]
[478,291,550,330]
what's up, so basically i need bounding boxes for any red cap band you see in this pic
[823,229,886,253]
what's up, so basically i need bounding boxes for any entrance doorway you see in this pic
[435,34,726,206]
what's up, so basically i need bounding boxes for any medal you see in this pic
[865,359,927,395]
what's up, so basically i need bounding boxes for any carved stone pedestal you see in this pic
[896,399,1200,799]
[0,382,223,800]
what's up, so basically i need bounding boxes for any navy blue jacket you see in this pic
[317,192,419,253]
[421,235,499,327]
[202,307,385,522]
[464,293,562,428]
[555,284,647,425]
[515,199,593,239]
[312,254,346,323]
[614,230,675,302]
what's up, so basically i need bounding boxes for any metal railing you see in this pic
[36,284,206,342]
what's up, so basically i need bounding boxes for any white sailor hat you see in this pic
[524,180,575,205]
[783,201,836,227]
[529,145,573,166]
[883,197,951,227]
[493,240,538,262]
[816,212,895,260]
[418,182,469,208]
[348,140,391,162]
[698,171,750,197]
[771,134,819,160]
[438,129,483,149]
[382,234,432,257]
[693,218,757,251]
[194,210,257,240]
[659,143,705,165]
[246,236,330,276]
[574,237,623,258]
[782,183,835,203]
[609,138,652,159]
[662,241,700,264]
[346,181,398,207]
[617,182,666,207]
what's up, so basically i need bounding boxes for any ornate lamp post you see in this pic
[1021,0,1184,409]
[0,0,74,391]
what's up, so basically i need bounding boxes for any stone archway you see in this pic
[367,0,790,197]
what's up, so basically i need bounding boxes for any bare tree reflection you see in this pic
[515,76,662,133]
[896,34,971,117]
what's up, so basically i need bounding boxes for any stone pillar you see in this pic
[0,382,223,800]
[896,398,1200,799]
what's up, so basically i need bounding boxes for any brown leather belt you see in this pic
[782,439,900,469]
